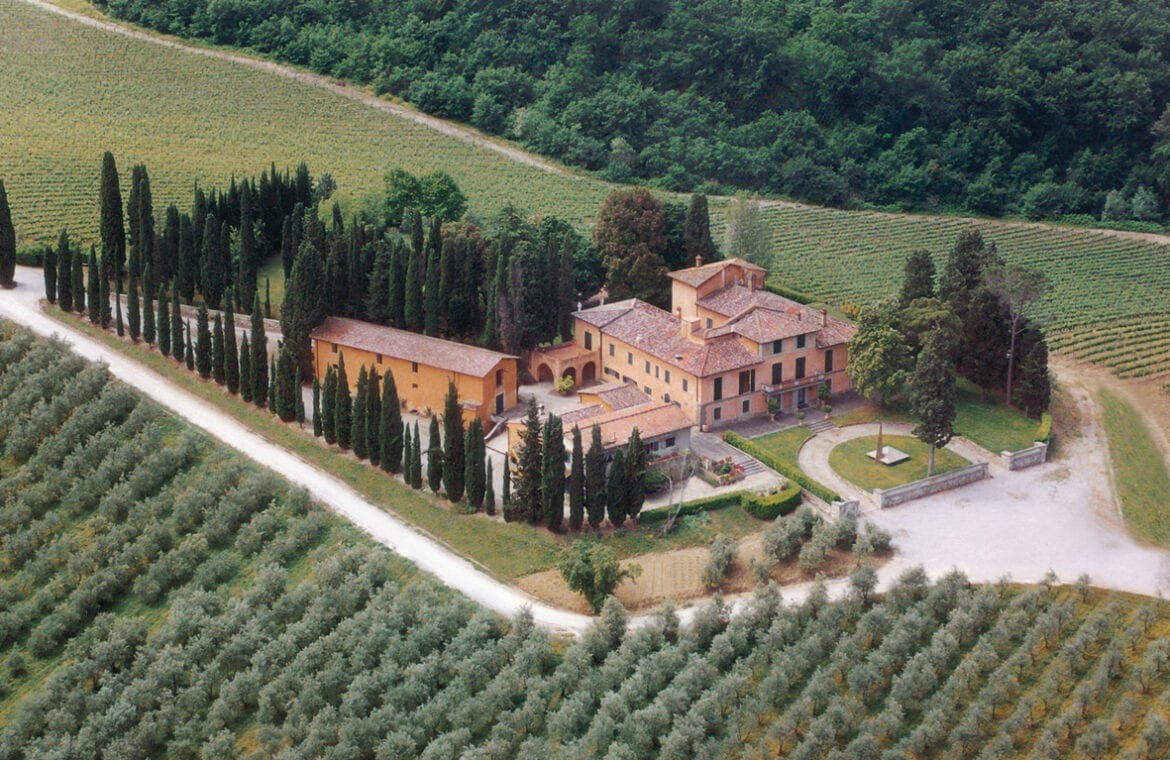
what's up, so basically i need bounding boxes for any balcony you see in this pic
[761,370,836,394]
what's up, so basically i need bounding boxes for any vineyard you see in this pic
[1050,317,1170,380]
[3,325,1170,757]
[0,0,610,245]
[3,0,1170,378]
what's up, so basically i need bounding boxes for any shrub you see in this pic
[554,375,575,394]
[798,535,829,574]
[723,432,841,502]
[742,483,802,520]
[701,535,738,589]
[639,491,746,525]
[764,281,814,304]
[1035,412,1053,443]
[763,517,805,563]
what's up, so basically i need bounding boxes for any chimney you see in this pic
[821,309,827,327]
[695,256,703,267]
[676,307,686,338]
[748,274,756,291]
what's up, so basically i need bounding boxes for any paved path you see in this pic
[0,271,593,635]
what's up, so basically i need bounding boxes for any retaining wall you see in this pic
[875,462,990,509]
[1001,442,1048,470]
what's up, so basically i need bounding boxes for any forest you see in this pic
[3,324,1170,758]
[93,0,1170,220]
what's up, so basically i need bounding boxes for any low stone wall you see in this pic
[1001,442,1048,470]
[875,462,990,509]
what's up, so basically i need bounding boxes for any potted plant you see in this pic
[767,396,780,420]
[797,410,806,425]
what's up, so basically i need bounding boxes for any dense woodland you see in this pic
[95,0,1170,220]
[2,327,1170,758]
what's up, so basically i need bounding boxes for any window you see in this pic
[738,369,755,395]
[663,393,671,403]
[772,339,782,354]
[411,361,419,373]
[331,343,338,354]
[742,398,751,414]
[712,406,722,421]
[797,334,807,349]
[496,369,503,386]
[825,349,834,372]
[682,379,689,392]
[609,343,615,357]
[411,383,418,389]
[664,370,671,384]
[648,441,660,452]
[627,352,633,365]
[584,332,592,350]
[605,367,619,378]
[771,362,783,385]
[706,318,713,329]
[665,436,675,448]
[645,360,650,373]
[654,365,659,379]
[795,357,806,379]
[376,353,383,364]
[643,386,651,395]
[713,377,723,400]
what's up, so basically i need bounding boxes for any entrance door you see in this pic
[495,393,505,414]
[797,387,807,407]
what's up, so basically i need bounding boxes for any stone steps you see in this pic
[805,418,836,434]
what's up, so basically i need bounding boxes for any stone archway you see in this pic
[582,362,596,382]
[537,364,554,383]
[563,367,577,382]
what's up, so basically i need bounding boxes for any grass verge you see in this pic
[1098,389,1170,546]
[828,435,970,491]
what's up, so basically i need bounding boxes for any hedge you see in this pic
[764,281,815,305]
[742,483,803,520]
[15,244,47,267]
[723,431,842,503]
[639,491,747,525]
[1035,412,1053,444]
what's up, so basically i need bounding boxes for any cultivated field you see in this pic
[4,0,1170,380]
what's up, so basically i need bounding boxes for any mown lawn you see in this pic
[828,435,970,491]
[744,426,814,470]
[1098,389,1170,546]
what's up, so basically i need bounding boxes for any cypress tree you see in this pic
[585,423,606,529]
[87,246,100,324]
[127,271,140,339]
[56,230,72,311]
[367,370,381,466]
[911,327,957,477]
[388,239,406,328]
[177,214,195,303]
[281,236,326,379]
[484,458,496,516]
[238,182,258,308]
[322,365,336,443]
[465,417,485,511]
[352,366,369,460]
[442,381,465,501]
[127,165,142,276]
[71,244,85,314]
[404,236,422,331]
[438,236,456,334]
[606,447,628,528]
[136,171,154,281]
[295,365,305,425]
[1014,334,1052,418]
[569,425,585,531]
[683,193,716,265]
[427,415,443,493]
[43,241,57,303]
[335,355,352,448]
[224,292,239,393]
[900,249,937,307]
[200,216,223,309]
[365,242,391,324]
[157,284,170,356]
[99,260,111,329]
[410,421,424,489]
[402,423,413,483]
[281,215,295,278]
[250,294,268,407]
[212,314,225,384]
[171,288,184,361]
[512,397,543,524]
[268,356,276,412]
[501,457,511,508]
[557,234,576,341]
[380,369,403,473]
[114,279,123,336]
[424,218,442,336]
[161,204,179,285]
[0,179,14,289]
[184,323,194,370]
[196,303,212,378]
[625,428,647,522]
[98,152,125,289]
[142,261,155,344]
[265,278,271,319]
[239,334,253,403]
[312,376,322,437]
[541,414,565,532]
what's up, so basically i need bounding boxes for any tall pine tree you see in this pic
[42,242,57,303]
[239,333,253,403]
[380,369,403,473]
[606,447,629,528]
[541,414,565,532]
[484,458,496,516]
[321,364,336,443]
[142,261,155,344]
[569,425,585,531]
[71,244,85,314]
[86,246,100,324]
[585,424,606,529]
[352,366,369,460]
[335,355,352,448]
[312,376,322,437]
[223,292,239,393]
[427,415,443,493]
[98,152,125,289]
[186,323,195,371]
[0,179,14,289]
[250,294,267,407]
[366,370,381,466]
[625,427,647,522]
[410,421,424,489]
[157,284,170,356]
[127,270,140,340]
[442,381,465,502]
[170,288,184,362]
[56,230,72,311]
[510,397,543,524]
[212,313,225,384]
[464,417,486,511]
[195,303,212,378]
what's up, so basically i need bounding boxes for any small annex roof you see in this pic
[311,316,516,377]
[578,401,693,450]
[574,300,759,376]
[581,381,654,412]
[667,257,767,288]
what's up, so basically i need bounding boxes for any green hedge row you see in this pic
[639,491,747,525]
[764,281,815,305]
[742,483,803,520]
[723,431,842,503]
[1035,412,1053,444]
[16,245,47,267]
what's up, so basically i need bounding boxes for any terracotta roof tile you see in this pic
[700,284,855,347]
[576,402,692,450]
[667,257,767,288]
[585,382,654,411]
[311,317,516,377]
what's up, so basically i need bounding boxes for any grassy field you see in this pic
[829,435,971,491]
[5,0,1170,380]
[1098,389,1170,547]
